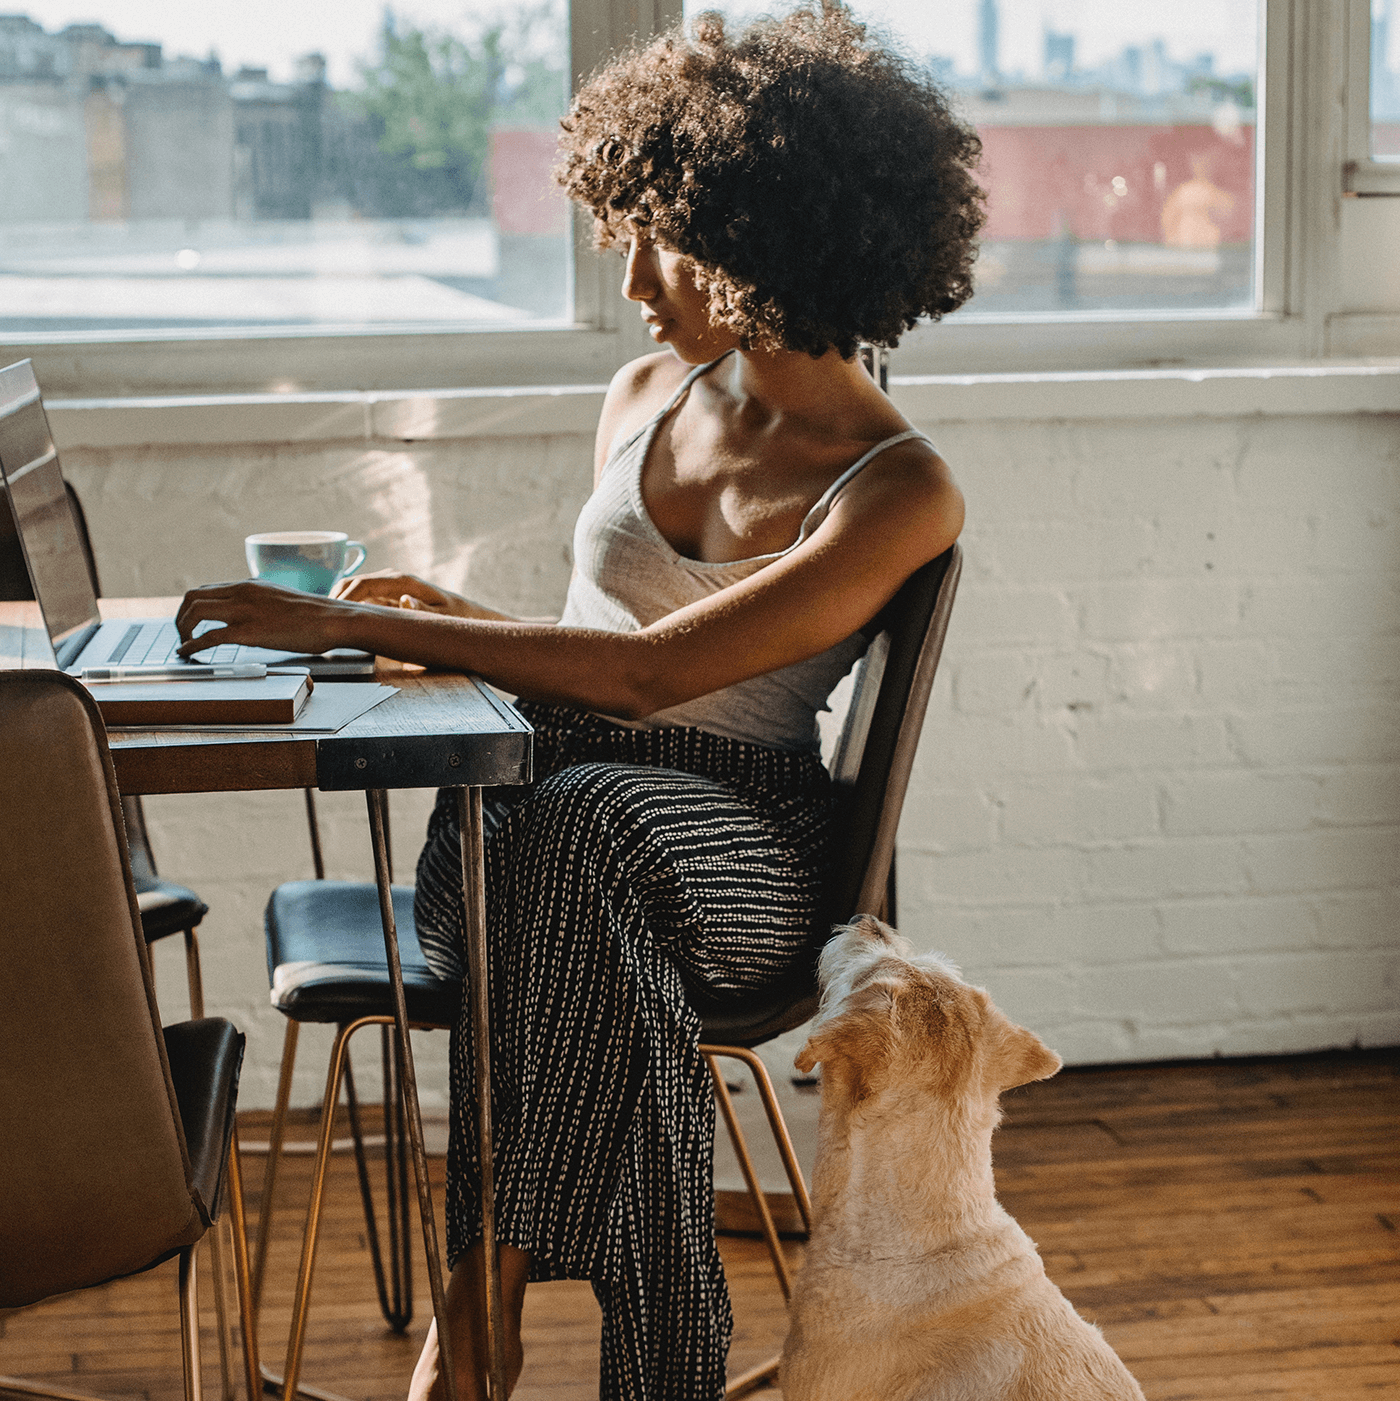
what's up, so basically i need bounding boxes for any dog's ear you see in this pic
[794,980,897,1091]
[988,1018,1062,1091]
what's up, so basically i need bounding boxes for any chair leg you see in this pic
[225,1129,263,1401]
[278,1017,383,1401]
[208,1217,237,1401]
[725,1355,782,1398]
[178,1244,204,1401]
[342,1031,412,1331]
[702,1045,813,1401]
[252,1019,300,1315]
[705,1054,792,1299]
[184,926,206,1020]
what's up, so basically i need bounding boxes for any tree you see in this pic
[342,4,566,214]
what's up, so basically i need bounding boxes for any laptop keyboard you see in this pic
[104,621,240,666]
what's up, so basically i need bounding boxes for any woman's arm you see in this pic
[175,439,962,719]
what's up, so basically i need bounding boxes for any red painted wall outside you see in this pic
[974,123,1255,245]
[490,129,568,236]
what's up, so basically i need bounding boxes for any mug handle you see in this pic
[342,541,367,577]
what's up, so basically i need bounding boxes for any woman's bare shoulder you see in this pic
[592,353,695,481]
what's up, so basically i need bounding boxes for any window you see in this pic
[0,2,572,336]
[1372,0,1399,158]
[0,0,1393,397]
[687,0,1261,317]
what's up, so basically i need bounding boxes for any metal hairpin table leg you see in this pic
[459,785,508,1399]
[366,788,461,1401]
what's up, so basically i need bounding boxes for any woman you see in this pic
[177,8,982,1397]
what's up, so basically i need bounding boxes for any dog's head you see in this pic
[795,917,1061,1107]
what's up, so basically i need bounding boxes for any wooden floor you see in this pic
[2,1049,1396,1400]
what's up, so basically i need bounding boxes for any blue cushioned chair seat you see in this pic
[134,875,209,944]
[265,880,461,1025]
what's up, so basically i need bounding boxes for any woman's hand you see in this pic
[332,569,463,614]
[175,579,358,658]
[332,570,517,621]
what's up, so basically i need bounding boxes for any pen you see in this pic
[81,663,272,682]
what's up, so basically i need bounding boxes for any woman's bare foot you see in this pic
[407,1244,529,1401]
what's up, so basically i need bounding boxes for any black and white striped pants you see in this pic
[414,702,833,1401]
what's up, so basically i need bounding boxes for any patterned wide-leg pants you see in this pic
[413,703,833,1401]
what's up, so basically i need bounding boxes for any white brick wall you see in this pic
[56,404,1400,1107]
[898,409,1400,1067]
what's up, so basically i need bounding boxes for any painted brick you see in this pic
[1076,958,1243,1025]
[1274,636,1400,704]
[1232,949,1399,1017]
[1158,896,1318,955]
[999,778,1159,844]
[1228,706,1400,766]
[1315,766,1400,826]
[1035,650,1113,713]
[1159,771,1320,837]
[1071,712,1233,770]
[1049,903,1164,964]
[902,844,1087,905]
[1107,641,1200,711]
[965,518,1157,585]
[1241,827,1399,894]
[1196,639,1277,708]
[1153,511,1316,580]
[948,584,1076,645]
[1207,1010,1400,1057]
[1085,839,1248,901]
[1240,574,1400,639]
[1077,577,1242,643]
[896,784,1000,852]
[1311,889,1400,948]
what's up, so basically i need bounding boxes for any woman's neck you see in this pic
[713,346,885,433]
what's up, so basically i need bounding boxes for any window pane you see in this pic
[0,2,571,336]
[682,0,1260,316]
[1375,0,1400,159]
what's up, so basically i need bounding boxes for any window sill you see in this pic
[43,361,1400,453]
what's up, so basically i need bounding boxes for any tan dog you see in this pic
[781,917,1144,1401]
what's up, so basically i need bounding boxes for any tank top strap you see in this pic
[605,353,733,466]
[795,428,933,543]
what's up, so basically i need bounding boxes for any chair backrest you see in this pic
[826,542,962,925]
[0,670,209,1308]
[0,476,100,602]
[696,544,961,1046]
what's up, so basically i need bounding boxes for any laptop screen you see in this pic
[0,361,101,665]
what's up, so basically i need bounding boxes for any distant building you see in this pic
[978,0,999,86]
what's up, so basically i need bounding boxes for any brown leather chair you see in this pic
[0,478,212,1019]
[0,669,259,1401]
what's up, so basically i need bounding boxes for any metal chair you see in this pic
[253,545,960,1399]
[0,668,260,1401]
[696,543,962,1397]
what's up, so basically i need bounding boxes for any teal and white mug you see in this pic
[245,531,366,595]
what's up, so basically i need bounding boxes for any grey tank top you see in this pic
[558,357,932,752]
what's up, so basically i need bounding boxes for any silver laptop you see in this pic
[0,359,375,678]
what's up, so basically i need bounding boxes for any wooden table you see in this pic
[1,599,531,1401]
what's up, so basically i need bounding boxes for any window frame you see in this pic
[0,0,1385,400]
[1344,0,1400,192]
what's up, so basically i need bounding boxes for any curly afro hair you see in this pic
[555,4,985,359]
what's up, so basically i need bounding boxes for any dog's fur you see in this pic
[780,917,1145,1401]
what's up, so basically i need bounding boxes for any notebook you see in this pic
[0,358,376,679]
[88,670,314,725]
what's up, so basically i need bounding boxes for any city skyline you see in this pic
[16,0,1268,89]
